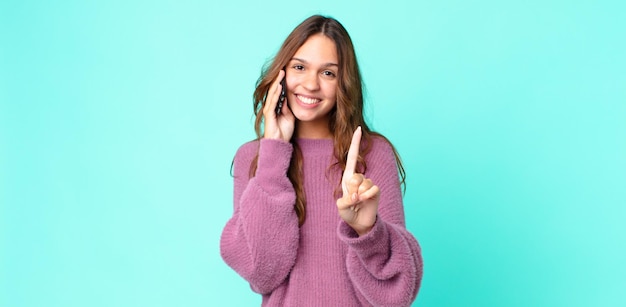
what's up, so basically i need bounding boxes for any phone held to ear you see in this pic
[275,76,286,115]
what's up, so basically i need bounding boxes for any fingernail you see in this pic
[351,193,357,202]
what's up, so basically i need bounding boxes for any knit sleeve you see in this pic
[337,138,423,307]
[220,139,300,294]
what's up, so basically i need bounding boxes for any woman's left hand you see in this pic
[336,127,380,236]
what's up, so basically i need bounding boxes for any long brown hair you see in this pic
[249,15,405,226]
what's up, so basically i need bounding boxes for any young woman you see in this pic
[220,15,423,306]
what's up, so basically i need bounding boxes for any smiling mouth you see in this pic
[297,95,321,105]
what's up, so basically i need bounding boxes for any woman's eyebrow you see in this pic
[291,57,338,68]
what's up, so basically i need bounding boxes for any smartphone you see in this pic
[275,76,286,115]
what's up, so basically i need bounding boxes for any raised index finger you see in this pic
[342,126,362,183]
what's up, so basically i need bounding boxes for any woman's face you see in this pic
[285,33,338,127]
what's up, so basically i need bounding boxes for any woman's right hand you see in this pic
[263,70,295,142]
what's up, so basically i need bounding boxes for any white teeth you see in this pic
[297,95,320,104]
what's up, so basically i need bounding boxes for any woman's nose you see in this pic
[301,72,320,91]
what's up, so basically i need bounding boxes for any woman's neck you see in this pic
[295,120,332,139]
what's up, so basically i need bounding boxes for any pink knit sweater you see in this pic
[220,137,423,306]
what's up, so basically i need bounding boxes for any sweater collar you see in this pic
[295,138,334,157]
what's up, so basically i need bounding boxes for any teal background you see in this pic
[1,0,625,306]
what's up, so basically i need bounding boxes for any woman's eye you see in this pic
[322,70,336,77]
[293,65,304,70]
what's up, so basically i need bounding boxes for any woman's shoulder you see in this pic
[231,140,259,177]
[367,133,395,155]
[363,133,402,181]
[234,139,260,160]
[364,133,400,167]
